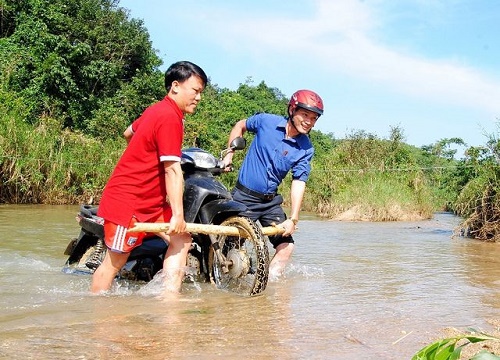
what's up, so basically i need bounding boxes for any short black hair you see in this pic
[164,61,208,92]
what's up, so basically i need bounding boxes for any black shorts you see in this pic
[231,187,294,249]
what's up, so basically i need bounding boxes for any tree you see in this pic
[0,0,163,136]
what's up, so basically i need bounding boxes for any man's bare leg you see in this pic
[162,232,192,296]
[91,250,129,293]
[269,242,295,280]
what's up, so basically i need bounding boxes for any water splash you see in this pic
[0,252,52,272]
[268,262,325,283]
[285,263,325,278]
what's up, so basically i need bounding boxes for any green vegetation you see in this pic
[452,129,500,242]
[1,0,499,238]
[412,331,500,360]
[0,0,164,138]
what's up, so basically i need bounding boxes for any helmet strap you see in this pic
[289,113,299,132]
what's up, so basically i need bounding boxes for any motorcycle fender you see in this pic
[65,229,91,256]
[199,199,248,224]
[64,237,78,256]
[65,231,99,265]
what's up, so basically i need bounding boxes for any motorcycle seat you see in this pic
[80,204,99,218]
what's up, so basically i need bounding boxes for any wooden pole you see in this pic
[127,222,285,236]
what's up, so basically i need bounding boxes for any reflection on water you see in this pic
[452,239,500,309]
[1,205,500,359]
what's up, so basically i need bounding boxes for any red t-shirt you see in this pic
[98,96,184,226]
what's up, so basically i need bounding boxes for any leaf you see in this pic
[470,350,500,360]
[412,339,459,360]
[466,335,500,344]
[412,333,500,360]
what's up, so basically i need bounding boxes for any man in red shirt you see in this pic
[91,61,208,296]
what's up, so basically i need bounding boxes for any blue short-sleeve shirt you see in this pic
[237,113,314,194]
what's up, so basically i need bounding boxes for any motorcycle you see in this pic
[63,137,270,296]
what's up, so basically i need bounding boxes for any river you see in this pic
[1,205,499,359]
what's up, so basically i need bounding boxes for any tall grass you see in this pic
[285,128,439,221]
[298,169,435,221]
[0,92,453,219]
[454,177,500,242]
[0,95,124,204]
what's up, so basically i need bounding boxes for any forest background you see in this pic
[0,0,499,241]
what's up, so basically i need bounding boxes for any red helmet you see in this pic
[288,89,324,117]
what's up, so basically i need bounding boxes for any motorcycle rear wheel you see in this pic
[210,216,269,296]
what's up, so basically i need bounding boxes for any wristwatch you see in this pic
[290,218,298,225]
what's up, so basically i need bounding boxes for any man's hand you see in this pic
[223,161,233,172]
[167,213,187,235]
[222,151,234,172]
[279,218,297,236]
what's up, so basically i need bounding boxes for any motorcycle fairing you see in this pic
[181,147,218,169]
[198,199,248,225]
[183,176,231,222]
[79,215,104,239]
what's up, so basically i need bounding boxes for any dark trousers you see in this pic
[231,187,294,248]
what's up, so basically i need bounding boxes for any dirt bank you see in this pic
[432,319,500,359]
[332,205,429,222]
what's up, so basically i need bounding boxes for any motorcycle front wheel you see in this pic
[210,216,269,296]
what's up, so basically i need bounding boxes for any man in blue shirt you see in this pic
[223,89,324,279]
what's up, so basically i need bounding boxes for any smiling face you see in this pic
[169,75,205,114]
[289,108,319,135]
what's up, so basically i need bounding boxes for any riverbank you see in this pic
[432,319,500,359]
[332,204,429,222]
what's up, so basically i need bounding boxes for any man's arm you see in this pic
[123,125,134,144]
[281,179,306,236]
[223,119,247,167]
[163,160,186,234]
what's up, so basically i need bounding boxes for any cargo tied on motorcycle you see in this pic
[63,138,273,296]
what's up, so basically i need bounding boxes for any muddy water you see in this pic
[1,205,500,360]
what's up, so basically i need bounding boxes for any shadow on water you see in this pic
[1,205,499,359]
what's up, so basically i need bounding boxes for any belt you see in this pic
[235,181,276,201]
